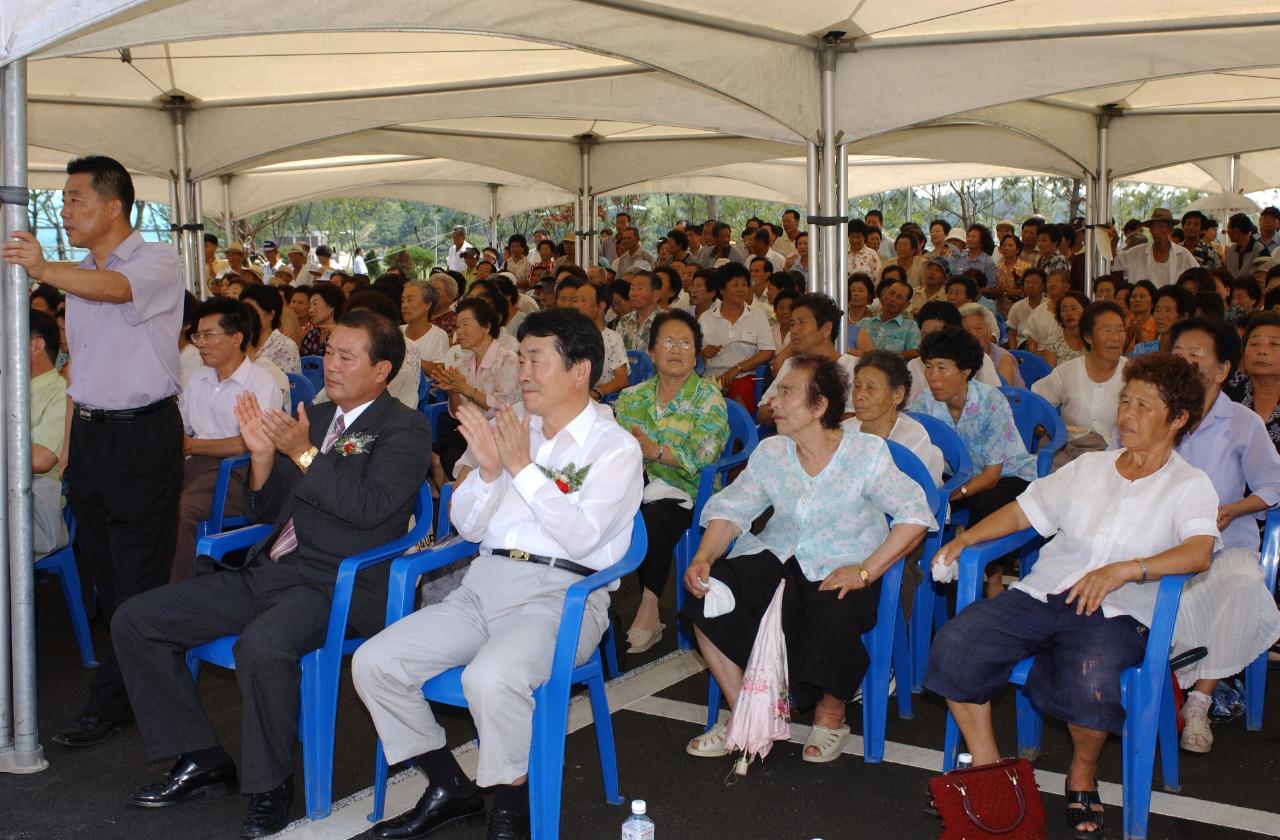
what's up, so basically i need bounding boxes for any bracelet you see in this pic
[857,564,871,585]
[1136,558,1149,584]
[654,445,665,462]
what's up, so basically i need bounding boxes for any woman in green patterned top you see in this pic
[615,309,730,654]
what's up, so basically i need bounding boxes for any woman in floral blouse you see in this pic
[992,233,1030,316]
[682,355,933,764]
[614,309,730,654]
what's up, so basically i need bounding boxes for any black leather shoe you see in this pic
[486,807,531,840]
[127,754,238,808]
[240,776,293,838]
[370,784,485,839]
[52,715,122,748]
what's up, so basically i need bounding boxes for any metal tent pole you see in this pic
[192,180,206,298]
[818,36,840,304]
[836,141,849,352]
[1229,153,1241,196]
[220,174,234,248]
[805,142,821,293]
[487,183,499,253]
[0,64,14,768]
[0,57,46,775]
[577,136,596,269]
[1096,108,1114,277]
[1084,175,1096,296]
[170,101,201,297]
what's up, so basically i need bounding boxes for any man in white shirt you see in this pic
[759,292,855,426]
[1006,267,1048,349]
[612,227,655,276]
[174,298,282,581]
[1260,207,1280,255]
[575,281,630,399]
[313,244,338,284]
[284,244,310,287]
[775,209,801,257]
[353,309,642,840]
[352,246,368,275]
[1023,269,1070,351]
[446,225,475,274]
[259,240,284,282]
[1115,208,1197,287]
[745,228,786,275]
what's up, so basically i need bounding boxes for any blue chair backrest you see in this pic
[300,354,325,391]
[1010,350,1052,388]
[1000,386,1067,476]
[286,373,317,412]
[995,312,1008,345]
[884,440,941,528]
[1262,508,1280,598]
[417,371,430,409]
[695,355,706,376]
[626,350,654,386]
[906,411,974,496]
[724,400,759,459]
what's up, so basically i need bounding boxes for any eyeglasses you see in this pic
[659,336,694,351]
[191,330,231,342]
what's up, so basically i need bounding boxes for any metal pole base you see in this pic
[0,743,48,774]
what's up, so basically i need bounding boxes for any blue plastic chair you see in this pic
[939,529,1189,840]
[625,350,654,386]
[1244,507,1280,731]
[35,505,96,668]
[186,483,434,821]
[1010,350,1052,388]
[416,370,430,410]
[368,513,648,840]
[300,354,325,392]
[995,312,1008,346]
[673,401,760,650]
[194,454,253,543]
[999,386,1067,477]
[701,440,930,760]
[287,372,317,412]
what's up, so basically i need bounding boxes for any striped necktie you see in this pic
[269,413,346,561]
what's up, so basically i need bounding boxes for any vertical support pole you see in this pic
[167,176,182,252]
[805,142,821,293]
[1229,153,1241,197]
[0,63,15,766]
[487,183,499,253]
[1084,174,1095,297]
[0,57,46,775]
[220,174,233,248]
[905,187,914,226]
[577,136,596,269]
[836,141,849,353]
[192,180,206,298]
[818,36,839,305]
[1095,108,1113,277]
[170,102,201,298]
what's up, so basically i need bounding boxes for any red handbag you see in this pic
[928,757,1046,839]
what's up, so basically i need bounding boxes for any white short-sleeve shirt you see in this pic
[845,413,945,487]
[401,323,450,365]
[763,354,857,414]
[1012,449,1220,626]
[180,356,283,439]
[699,300,777,378]
[1032,355,1127,441]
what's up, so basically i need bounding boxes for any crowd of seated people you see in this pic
[10,161,1280,840]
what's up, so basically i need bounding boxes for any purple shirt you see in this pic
[67,231,184,410]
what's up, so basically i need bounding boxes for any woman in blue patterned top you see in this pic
[910,326,1038,597]
[681,355,934,764]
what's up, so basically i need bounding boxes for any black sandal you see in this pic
[1064,780,1105,839]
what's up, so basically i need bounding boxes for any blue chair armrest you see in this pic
[436,483,455,543]
[953,528,1041,611]
[1037,420,1068,477]
[207,454,252,534]
[691,450,750,519]
[384,538,480,626]
[197,523,274,560]
[1140,573,1194,674]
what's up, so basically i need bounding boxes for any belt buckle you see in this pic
[509,549,530,561]
[76,406,93,421]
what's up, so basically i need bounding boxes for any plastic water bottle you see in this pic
[621,799,655,839]
[957,752,973,769]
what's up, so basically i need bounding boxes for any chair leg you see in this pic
[52,555,97,668]
[600,623,619,680]
[369,740,389,823]
[1122,675,1159,840]
[910,577,935,694]
[705,675,722,732]
[1244,654,1266,731]
[586,674,622,804]
[892,607,913,720]
[530,686,570,840]
[1014,687,1042,760]
[299,659,338,821]
[861,651,888,764]
[674,534,692,651]
[1157,680,1181,793]
[942,712,961,772]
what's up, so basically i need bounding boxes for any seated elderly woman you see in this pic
[959,302,1022,387]
[910,326,1038,597]
[906,302,1001,403]
[1132,285,1194,358]
[614,310,730,653]
[1040,290,1089,367]
[1224,311,1280,452]
[1168,318,1280,754]
[1033,301,1129,467]
[925,353,1218,840]
[681,355,933,763]
[846,350,944,486]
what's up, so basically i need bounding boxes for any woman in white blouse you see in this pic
[926,353,1217,838]
[399,280,451,370]
[699,262,776,412]
[846,350,944,485]
[1032,300,1129,468]
[682,355,933,764]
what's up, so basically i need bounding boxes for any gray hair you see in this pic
[406,278,441,317]
[958,302,999,341]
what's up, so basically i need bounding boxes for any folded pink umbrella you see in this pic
[725,580,791,776]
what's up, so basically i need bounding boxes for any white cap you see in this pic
[630,800,647,814]
[958,752,973,764]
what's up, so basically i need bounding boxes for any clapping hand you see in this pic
[260,402,312,460]
[233,393,276,457]
[456,402,501,480]
[493,404,532,476]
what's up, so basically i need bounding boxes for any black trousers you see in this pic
[637,499,693,597]
[111,561,384,792]
[67,400,183,723]
[681,552,880,711]
[952,476,1030,573]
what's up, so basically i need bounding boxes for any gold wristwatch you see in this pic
[857,565,871,585]
[293,445,319,473]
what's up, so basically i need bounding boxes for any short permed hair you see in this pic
[784,353,848,429]
[855,349,912,411]
[1122,352,1205,444]
[919,325,985,380]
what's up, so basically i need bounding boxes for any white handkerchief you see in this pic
[932,560,958,584]
[701,577,737,618]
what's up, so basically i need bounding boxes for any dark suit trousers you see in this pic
[112,561,378,792]
[67,401,183,723]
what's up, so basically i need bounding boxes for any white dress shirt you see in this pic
[698,300,777,378]
[446,242,474,273]
[1032,355,1127,441]
[254,356,290,407]
[1012,449,1220,625]
[179,356,282,439]
[450,401,644,583]
[1006,297,1048,346]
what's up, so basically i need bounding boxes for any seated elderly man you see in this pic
[353,310,642,840]
[172,297,283,582]
[759,292,856,427]
[925,353,1218,840]
[682,355,932,764]
[111,311,430,839]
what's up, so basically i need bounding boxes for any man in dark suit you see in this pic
[111,310,431,839]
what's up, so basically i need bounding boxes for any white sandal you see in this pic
[686,720,730,757]
[802,724,850,763]
[1180,710,1213,753]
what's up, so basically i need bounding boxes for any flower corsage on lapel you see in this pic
[334,431,376,456]
[538,462,590,494]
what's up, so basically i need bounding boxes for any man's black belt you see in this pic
[76,396,176,422]
[488,548,593,577]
